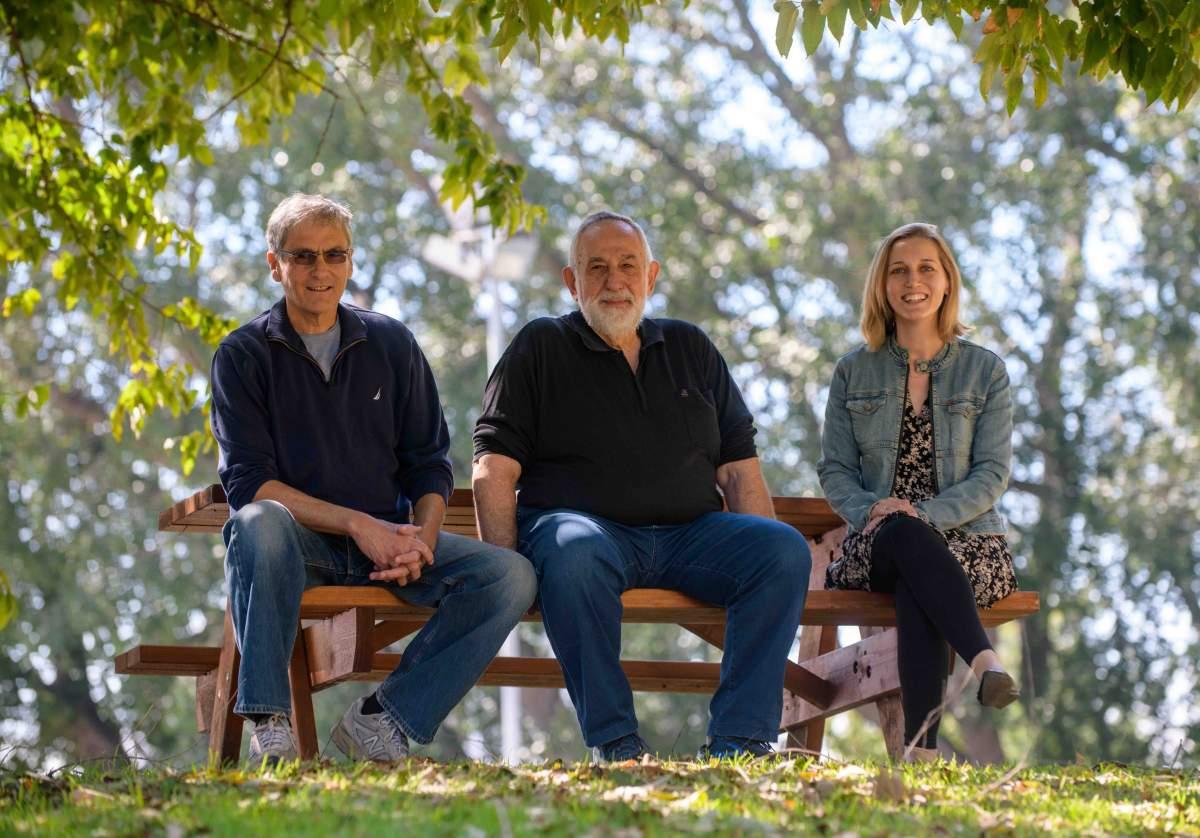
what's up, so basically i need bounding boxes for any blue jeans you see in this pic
[223,500,537,744]
[517,507,811,746]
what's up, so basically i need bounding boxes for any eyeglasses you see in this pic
[277,247,353,266]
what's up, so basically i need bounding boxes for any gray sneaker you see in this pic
[331,695,410,762]
[248,714,299,766]
[591,732,649,763]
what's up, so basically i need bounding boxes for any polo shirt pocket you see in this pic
[679,387,721,460]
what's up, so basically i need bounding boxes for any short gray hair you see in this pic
[266,193,353,253]
[568,210,654,268]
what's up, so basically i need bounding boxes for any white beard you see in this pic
[580,296,645,345]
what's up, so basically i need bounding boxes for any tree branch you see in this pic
[145,0,332,95]
[205,1,296,121]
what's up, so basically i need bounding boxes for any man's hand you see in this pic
[348,514,434,586]
[862,497,918,535]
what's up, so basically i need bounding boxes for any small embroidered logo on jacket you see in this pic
[372,387,382,401]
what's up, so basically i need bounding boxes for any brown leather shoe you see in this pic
[977,669,1020,708]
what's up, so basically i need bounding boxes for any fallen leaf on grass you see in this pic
[669,789,709,812]
[70,786,114,804]
[813,779,838,799]
[872,768,907,803]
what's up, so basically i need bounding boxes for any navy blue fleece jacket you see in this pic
[210,300,454,523]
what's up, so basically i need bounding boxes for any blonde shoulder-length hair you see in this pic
[860,222,969,351]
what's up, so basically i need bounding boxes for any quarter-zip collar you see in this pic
[886,332,957,373]
[265,299,369,355]
[563,309,665,353]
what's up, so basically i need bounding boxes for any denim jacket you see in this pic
[817,335,1013,535]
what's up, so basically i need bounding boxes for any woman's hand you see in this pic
[863,497,918,535]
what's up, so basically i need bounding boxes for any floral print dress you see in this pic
[826,398,1017,607]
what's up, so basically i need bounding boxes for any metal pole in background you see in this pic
[423,219,536,766]
[486,270,523,766]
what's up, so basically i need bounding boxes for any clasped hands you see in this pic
[350,515,435,586]
[862,496,919,535]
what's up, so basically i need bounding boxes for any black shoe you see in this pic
[591,732,649,763]
[698,736,775,760]
[977,669,1020,708]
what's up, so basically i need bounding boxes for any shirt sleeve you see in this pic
[473,342,538,466]
[393,335,455,507]
[703,332,757,464]
[211,343,278,511]
[816,356,878,531]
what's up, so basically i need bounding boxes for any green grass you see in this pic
[3,757,1197,836]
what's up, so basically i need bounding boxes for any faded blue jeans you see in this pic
[517,507,811,747]
[223,500,537,744]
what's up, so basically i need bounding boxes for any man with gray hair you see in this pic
[472,210,811,761]
[210,193,535,766]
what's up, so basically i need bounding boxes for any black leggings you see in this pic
[870,515,992,749]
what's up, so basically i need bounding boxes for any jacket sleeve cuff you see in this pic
[403,471,454,508]
[911,501,938,528]
[223,472,272,513]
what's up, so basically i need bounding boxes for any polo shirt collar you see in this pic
[563,309,664,352]
[266,299,368,352]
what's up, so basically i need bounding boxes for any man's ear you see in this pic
[562,265,579,300]
[645,260,660,297]
[267,251,282,283]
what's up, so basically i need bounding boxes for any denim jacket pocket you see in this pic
[846,393,890,451]
[946,395,984,455]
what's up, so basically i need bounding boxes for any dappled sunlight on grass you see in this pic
[3,757,1198,835]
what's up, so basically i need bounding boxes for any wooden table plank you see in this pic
[159,484,845,538]
[295,586,1039,627]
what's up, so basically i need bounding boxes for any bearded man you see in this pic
[471,211,811,761]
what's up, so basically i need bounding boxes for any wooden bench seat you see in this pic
[117,485,1039,762]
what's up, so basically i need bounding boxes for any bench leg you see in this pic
[856,625,906,760]
[288,622,319,760]
[785,624,837,754]
[196,670,217,733]
[209,605,244,765]
[875,694,906,760]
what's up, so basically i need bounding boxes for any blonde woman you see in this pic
[818,223,1020,760]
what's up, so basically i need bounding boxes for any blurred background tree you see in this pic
[2,1,1197,769]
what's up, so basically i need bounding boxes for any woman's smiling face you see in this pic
[884,236,949,330]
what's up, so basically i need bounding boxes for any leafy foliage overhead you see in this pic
[0,0,649,465]
[775,0,1200,114]
[1,0,1197,462]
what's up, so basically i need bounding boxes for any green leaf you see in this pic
[1042,14,1066,70]
[847,0,868,29]
[801,1,825,56]
[1033,71,1049,107]
[1005,67,1024,115]
[1142,46,1176,103]
[947,10,964,38]
[2,288,42,317]
[0,569,16,630]
[900,0,919,24]
[828,1,849,40]
[775,1,800,57]
[1081,26,1108,76]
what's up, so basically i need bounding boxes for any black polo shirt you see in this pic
[473,311,757,526]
